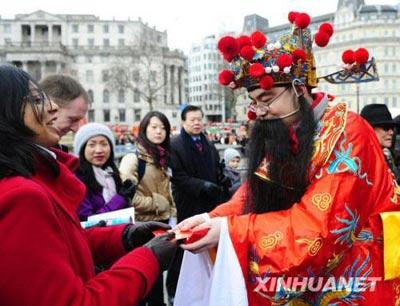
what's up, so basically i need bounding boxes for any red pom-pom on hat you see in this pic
[247,110,257,120]
[314,31,330,47]
[288,11,299,23]
[251,31,267,49]
[218,70,234,86]
[276,54,293,69]
[240,46,255,61]
[217,36,239,62]
[295,13,311,29]
[319,23,334,37]
[236,35,252,50]
[259,75,274,90]
[249,63,265,78]
[354,48,369,64]
[342,50,355,64]
[292,49,307,62]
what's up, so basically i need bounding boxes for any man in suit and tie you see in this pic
[167,105,227,302]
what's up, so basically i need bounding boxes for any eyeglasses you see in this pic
[379,126,395,132]
[248,87,289,113]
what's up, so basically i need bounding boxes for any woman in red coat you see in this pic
[0,64,177,306]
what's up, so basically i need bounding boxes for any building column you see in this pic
[31,25,36,46]
[22,61,28,72]
[48,25,53,45]
[170,65,175,104]
[56,62,62,74]
[40,62,45,81]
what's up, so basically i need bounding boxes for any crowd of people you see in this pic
[0,9,400,306]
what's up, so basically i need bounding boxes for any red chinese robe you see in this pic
[210,101,400,305]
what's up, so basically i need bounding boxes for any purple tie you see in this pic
[195,139,203,152]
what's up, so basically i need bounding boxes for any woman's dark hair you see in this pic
[76,137,122,193]
[138,111,171,168]
[0,64,59,179]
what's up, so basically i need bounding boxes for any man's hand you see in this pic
[175,213,210,232]
[180,217,222,253]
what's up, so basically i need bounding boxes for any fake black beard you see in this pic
[244,97,317,214]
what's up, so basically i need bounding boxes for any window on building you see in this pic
[384,97,389,105]
[118,39,125,47]
[134,89,140,102]
[392,80,397,89]
[384,64,389,73]
[86,70,94,82]
[4,24,11,34]
[88,110,95,122]
[384,80,389,90]
[103,110,110,122]
[384,47,389,56]
[103,39,110,47]
[118,25,124,34]
[134,109,141,121]
[118,89,125,103]
[87,89,94,103]
[87,24,94,33]
[132,70,140,82]
[119,109,126,122]
[150,71,157,82]
[103,89,110,103]
[100,71,108,83]
[72,24,79,33]
[393,97,398,108]
[72,38,79,47]
[88,38,94,48]
[393,64,397,73]
[4,38,12,46]
[103,24,109,33]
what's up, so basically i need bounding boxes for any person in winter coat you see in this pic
[74,123,136,221]
[0,64,178,306]
[119,111,175,223]
[167,105,227,302]
[119,111,175,306]
[223,148,242,196]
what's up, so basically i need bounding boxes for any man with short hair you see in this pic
[40,75,90,151]
[175,12,400,305]
[167,105,227,301]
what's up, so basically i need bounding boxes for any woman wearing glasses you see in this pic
[0,64,177,306]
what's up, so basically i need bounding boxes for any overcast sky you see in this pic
[1,0,399,52]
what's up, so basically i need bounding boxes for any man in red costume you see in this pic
[175,11,400,305]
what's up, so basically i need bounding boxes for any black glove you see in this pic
[201,181,223,198]
[122,221,171,251]
[144,232,177,271]
[119,179,136,202]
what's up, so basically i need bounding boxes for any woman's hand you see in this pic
[180,217,222,253]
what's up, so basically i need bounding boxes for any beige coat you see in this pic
[119,145,174,221]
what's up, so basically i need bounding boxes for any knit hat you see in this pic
[224,148,241,164]
[73,123,116,156]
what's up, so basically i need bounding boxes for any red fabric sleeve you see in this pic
[0,185,159,306]
[85,224,127,264]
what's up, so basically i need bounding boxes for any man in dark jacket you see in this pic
[170,105,226,222]
[167,105,227,301]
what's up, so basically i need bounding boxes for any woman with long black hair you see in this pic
[119,111,175,306]
[119,111,175,223]
[0,64,177,306]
